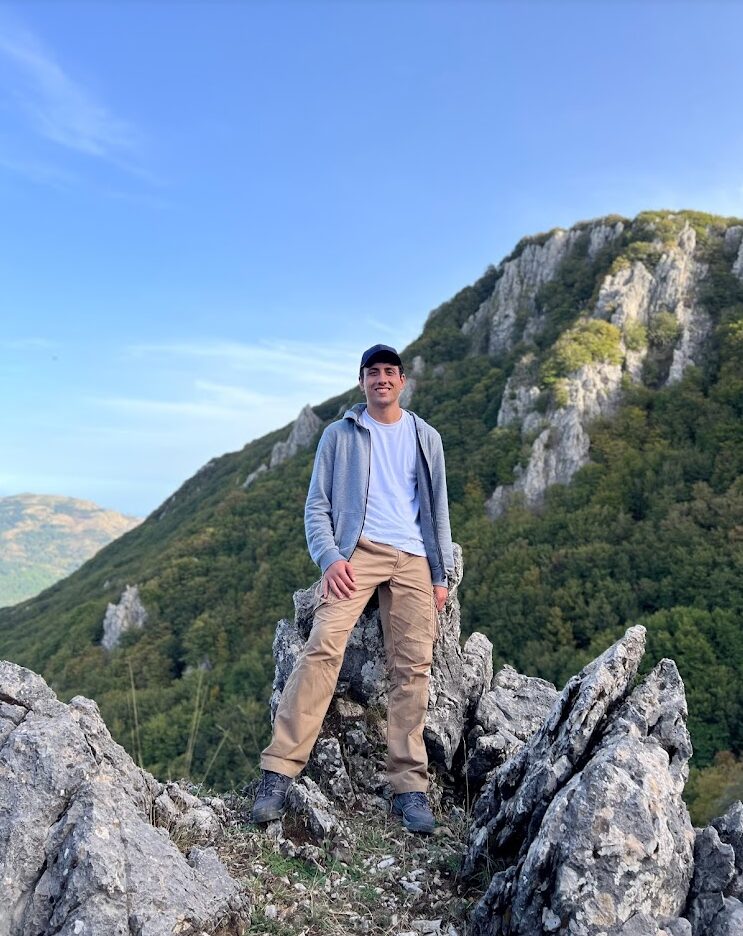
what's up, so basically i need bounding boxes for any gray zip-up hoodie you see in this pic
[305,403,454,587]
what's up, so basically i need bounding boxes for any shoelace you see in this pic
[256,772,288,797]
[402,792,430,810]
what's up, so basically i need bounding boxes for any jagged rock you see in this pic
[462,228,586,356]
[270,404,322,467]
[307,736,355,802]
[686,803,743,935]
[426,615,493,770]
[712,801,743,898]
[723,224,743,256]
[0,661,249,936]
[488,360,623,517]
[465,631,697,936]
[400,354,425,408]
[596,223,711,386]
[487,220,722,517]
[242,461,268,488]
[733,237,743,280]
[496,354,544,432]
[269,615,309,719]
[618,915,691,936]
[462,221,625,358]
[152,781,224,846]
[463,626,647,877]
[285,776,353,845]
[466,665,558,785]
[242,404,322,488]
[100,583,148,651]
[587,219,626,259]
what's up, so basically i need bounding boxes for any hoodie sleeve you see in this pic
[305,426,345,573]
[430,431,455,586]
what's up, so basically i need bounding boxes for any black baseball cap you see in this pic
[359,344,403,372]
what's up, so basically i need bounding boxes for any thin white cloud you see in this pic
[364,317,401,339]
[194,379,284,408]
[0,153,79,188]
[125,339,360,385]
[0,337,58,350]
[0,21,139,163]
[88,396,245,421]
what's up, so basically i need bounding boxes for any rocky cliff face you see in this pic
[473,214,734,516]
[462,221,625,357]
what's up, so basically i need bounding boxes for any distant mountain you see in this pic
[1,210,742,800]
[0,494,141,607]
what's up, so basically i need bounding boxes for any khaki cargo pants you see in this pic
[261,536,437,792]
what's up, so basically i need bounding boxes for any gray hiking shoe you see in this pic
[252,769,292,823]
[392,791,436,834]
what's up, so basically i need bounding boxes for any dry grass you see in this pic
[212,792,485,936]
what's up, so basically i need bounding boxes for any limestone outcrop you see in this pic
[466,664,558,786]
[269,403,322,468]
[686,802,743,935]
[100,583,148,651]
[243,403,321,487]
[486,219,718,516]
[0,661,249,936]
[463,627,698,935]
[488,359,623,517]
[399,354,425,408]
[462,222,625,356]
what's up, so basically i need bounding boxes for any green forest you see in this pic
[1,210,742,823]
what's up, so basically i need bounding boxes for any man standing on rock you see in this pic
[253,344,454,833]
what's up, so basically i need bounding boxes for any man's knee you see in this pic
[304,629,346,667]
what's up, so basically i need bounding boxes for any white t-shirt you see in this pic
[358,408,426,556]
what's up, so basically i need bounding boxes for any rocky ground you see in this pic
[217,785,478,936]
[2,549,743,934]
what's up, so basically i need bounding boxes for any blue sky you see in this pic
[2,1,742,517]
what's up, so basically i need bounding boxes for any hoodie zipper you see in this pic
[350,415,371,555]
[413,416,445,575]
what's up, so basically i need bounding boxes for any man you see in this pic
[253,344,454,833]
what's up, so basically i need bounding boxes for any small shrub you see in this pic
[648,310,682,349]
[623,321,648,352]
[540,319,623,386]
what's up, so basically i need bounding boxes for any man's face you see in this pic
[359,360,406,406]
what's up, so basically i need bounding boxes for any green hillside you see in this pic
[1,210,742,814]
[0,494,141,608]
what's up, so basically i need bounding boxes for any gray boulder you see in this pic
[466,665,558,786]
[464,628,697,935]
[100,583,148,651]
[0,661,249,936]
[463,625,647,877]
[686,802,743,935]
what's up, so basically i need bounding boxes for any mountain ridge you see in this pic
[0,493,141,608]
[1,209,741,804]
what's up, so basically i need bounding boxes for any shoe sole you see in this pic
[252,804,286,823]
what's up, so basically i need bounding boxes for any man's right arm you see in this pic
[305,427,346,574]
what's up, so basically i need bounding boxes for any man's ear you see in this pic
[358,375,365,393]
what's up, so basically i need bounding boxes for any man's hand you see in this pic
[434,585,448,613]
[323,559,357,599]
